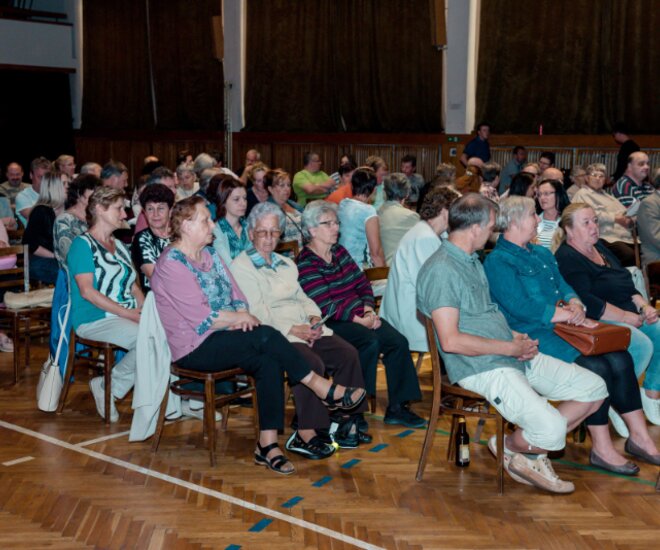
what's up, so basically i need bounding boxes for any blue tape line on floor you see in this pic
[369,443,388,452]
[248,518,273,532]
[225,545,241,550]
[281,496,303,509]
[396,429,415,438]
[312,475,332,487]
[341,458,361,469]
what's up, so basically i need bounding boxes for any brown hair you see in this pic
[170,196,206,241]
[214,175,246,220]
[86,186,125,227]
[419,187,459,221]
[263,169,290,191]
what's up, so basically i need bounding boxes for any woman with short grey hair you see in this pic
[175,162,198,201]
[301,200,338,241]
[246,201,285,234]
[378,173,420,264]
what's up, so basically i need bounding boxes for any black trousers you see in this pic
[327,318,421,406]
[292,334,367,429]
[177,326,312,431]
[575,350,641,425]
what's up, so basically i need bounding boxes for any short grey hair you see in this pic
[384,173,410,201]
[586,163,607,175]
[247,201,285,233]
[497,196,535,231]
[448,193,499,232]
[193,153,216,177]
[176,161,196,179]
[80,162,102,176]
[301,200,338,240]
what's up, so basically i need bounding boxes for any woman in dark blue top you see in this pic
[484,196,659,474]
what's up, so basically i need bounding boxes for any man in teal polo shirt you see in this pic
[417,193,607,494]
[292,152,335,206]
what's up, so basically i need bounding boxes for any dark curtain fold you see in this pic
[148,0,224,130]
[477,0,659,134]
[244,0,443,132]
[82,0,153,130]
[244,0,340,132]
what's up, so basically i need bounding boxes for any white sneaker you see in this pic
[89,376,119,423]
[608,407,630,438]
[640,389,660,425]
[487,435,532,486]
[509,453,575,494]
[182,399,222,422]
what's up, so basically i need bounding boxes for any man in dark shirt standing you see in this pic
[612,122,640,181]
[460,122,491,167]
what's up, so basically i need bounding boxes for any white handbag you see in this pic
[36,301,70,412]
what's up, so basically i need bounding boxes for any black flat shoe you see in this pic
[323,384,366,411]
[589,450,639,475]
[254,442,295,475]
[625,439,660,465]
[285,431,335,460]
[329,417,359,449]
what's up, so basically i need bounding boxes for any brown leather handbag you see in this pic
[553,301,631,356]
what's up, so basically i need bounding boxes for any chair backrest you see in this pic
[275,239,300,259]
[647,260,660,301]
[631,224,641,268]
[363,266,390,282]
[0,244,29,292]
[423,314,442,392]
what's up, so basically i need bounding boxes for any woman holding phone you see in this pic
[230,202,370,456]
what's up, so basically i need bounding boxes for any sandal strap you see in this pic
[269,454,290,470]
[324,383,338,406]
[257,441,280,455]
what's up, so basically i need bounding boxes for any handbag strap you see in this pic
[52,300,71,365]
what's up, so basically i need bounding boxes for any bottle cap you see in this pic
[458,416,466,423]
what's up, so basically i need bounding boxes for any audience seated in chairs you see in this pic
[230,202,370,457]
[337,167,386,269]
[326,162,356,205]
[637,168,660,267]
[417,193,607,494]
[264,169,304,248]
[67,186,143,422]
[0,221,17,353]
[131,184,174,291]
[150,196,366,475]
[484,197,660,475]
[53,173,100,270]
[554,203,660,428]
[175,162,198,201]
[297,200,424,429]
[211,175,250,265]
[381,187,458,353]
[377,173,420,265]
[23,171,68,285]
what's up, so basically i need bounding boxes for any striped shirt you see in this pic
[297,244,375,321]
[536,214,559,249]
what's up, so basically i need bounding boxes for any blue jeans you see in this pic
[605,319,660,391]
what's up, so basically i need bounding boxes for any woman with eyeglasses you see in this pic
[570,163,635,266]
[297,201,424,430]
[263,169,304,247]
[535,178,570,249]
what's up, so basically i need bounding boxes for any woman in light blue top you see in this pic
[337,167,385,269]
[211,174,250,265]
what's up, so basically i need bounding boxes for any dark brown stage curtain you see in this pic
[476,0,659,134]
[244,0,443,132]
[148,0,224,130]
[244,0,340,132]
[82,0,153,130]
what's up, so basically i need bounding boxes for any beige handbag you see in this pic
[4,287,54,309]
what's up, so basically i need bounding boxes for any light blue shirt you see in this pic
[338,198,377,269]
[15,186,39,227]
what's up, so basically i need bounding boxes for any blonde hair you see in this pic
[86,186,126,227]
[36,172,66,211]
[551,202,593,252]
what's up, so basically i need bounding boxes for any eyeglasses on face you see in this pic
[538,191,556,198]
[254,229,282,238]
[318,220,340,227]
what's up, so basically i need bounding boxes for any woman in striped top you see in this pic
[297,201,425,429]
[536,178,569,249]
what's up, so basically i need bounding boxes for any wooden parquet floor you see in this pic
[0,342,658,549]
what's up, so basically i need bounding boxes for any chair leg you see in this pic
[151,384,170,453]
[249,376,259,437]
[415,392,441,482]
[370,395,377,413]
[57,332,77,414]
[103,346,114,425]
[12,315,19,384]
[220,405,230,431]
[24,317,31,369]
[496,413,505,495]
[205,377,216,467]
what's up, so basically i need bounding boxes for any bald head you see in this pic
[466,157,484,170]
[541,167,564,182]
[6,163,24,186]
[626,152,650,183]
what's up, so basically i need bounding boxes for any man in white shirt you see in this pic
[16,156,50,228]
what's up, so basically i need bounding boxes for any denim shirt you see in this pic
[483,234,581,362]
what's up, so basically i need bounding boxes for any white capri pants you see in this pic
[458,352,608,451]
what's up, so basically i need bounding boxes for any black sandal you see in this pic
[322,383,366,411]
[254,441,295,475]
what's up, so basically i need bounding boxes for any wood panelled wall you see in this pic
[74,131,660,186]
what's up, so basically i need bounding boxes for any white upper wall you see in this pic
[0,19,75,69]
